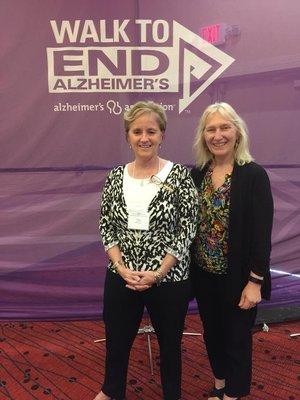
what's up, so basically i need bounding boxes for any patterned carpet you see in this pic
[0,314,299,400]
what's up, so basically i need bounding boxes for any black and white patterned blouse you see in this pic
[99,163,199,282]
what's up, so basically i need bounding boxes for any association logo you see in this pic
[47,19,234,113]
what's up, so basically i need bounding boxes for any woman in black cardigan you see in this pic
[191,102,273,400]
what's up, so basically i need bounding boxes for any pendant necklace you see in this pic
[132,158,161,186]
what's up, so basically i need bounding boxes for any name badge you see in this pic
[128,208,150,230]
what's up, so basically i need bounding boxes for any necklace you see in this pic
[132,158,161,186]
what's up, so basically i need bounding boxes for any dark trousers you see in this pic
[102,270,191,400]
[194,270,257,398]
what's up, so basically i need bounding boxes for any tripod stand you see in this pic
[94,323,201,375]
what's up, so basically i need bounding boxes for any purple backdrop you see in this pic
[0,0,299,320]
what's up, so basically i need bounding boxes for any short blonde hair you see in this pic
[194,102,254,168]
[124,101,167,133]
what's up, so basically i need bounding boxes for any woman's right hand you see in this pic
[117,265,142,287]
[118,266,154,291]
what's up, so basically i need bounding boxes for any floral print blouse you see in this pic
[194,165,231,274]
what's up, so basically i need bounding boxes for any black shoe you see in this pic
[209,386,225,399]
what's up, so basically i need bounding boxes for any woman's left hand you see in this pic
[238,281,262,310]
[126,270,156,292]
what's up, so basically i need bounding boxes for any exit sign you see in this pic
[200,23,227,45]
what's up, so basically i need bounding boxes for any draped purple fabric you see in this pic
[1,0,299,319]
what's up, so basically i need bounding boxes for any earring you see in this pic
[129,144,132,149]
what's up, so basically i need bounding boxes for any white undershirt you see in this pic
[123,160,173,211]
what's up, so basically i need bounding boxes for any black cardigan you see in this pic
[191,161,274,302]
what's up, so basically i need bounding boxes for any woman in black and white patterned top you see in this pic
[94,101,198,400]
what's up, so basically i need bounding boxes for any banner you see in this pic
[1,0,299,319]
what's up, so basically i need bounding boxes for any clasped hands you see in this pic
[118,266,156,291]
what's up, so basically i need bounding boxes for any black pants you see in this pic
[102,270,191,400]
[194,270,257,398]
